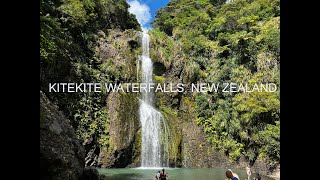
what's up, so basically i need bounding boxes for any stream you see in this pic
[98,168,273,180]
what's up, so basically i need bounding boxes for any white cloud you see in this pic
[128,0,151,28]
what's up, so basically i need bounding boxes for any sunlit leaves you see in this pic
[58,0,87,26]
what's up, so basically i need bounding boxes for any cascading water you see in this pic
[226,0,235,3]
[139,30,169,168]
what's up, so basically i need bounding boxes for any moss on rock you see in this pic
[98,91,140,168]
[131,128,142,167]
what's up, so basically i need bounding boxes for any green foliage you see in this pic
[152,0,280,165]
[73,92,109,144]
[149,29,174,68]
[40,0,140,150]
[40,15,60,63]
[58,0,88,26]
[184,60,200,83]
[256,121,280,161]
[154,75,166,84]
[256,17,280,57]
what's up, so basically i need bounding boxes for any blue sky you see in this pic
[127,0,170,29]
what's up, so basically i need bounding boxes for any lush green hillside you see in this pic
[150,0,280,168]
[40,0,280,179]
[40,0,142,171]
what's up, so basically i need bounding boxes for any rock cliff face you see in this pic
[181,121,231,168]
[249,158,280,180]
[98,92,140,168]
[40,91,101,180]
[93,29,142,168]
[40,91,103,180]
[159,94,233,169]
[40,0,144,175]
[40,91,85,180]
[40,28,142,177]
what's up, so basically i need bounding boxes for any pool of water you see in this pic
[98,167,273,180]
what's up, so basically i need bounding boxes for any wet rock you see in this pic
[99,174,107,180]
[80,166,100,180]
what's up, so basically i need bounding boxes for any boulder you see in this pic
[80,166,100,180]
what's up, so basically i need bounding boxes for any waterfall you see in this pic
[139,30,169,167]
[226,0,235,3]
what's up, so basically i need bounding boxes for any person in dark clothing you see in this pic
[159,168,169,180]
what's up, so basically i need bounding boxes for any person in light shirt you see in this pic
[226,169,240,180]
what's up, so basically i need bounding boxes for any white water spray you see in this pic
[139,30,169,167]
